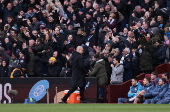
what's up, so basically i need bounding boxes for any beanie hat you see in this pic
[49,57,56,62]
[40,23,46,29]
[68,48,75,53]
[28,7,33,11]
[79,8,86,14]
[87,11,93,17]
[101,23,107,29]
[20,49,25,55]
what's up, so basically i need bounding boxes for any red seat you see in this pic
[151,80,157,86]
[145,74,151,78]
[139,80,143,86]
[158,74,162,78]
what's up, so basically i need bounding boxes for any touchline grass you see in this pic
[0,104,170,112]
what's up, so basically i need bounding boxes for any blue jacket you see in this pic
[143,82,155,98]
[152,83,168,100]
[123,54,133,82]
[162,85,170,100]
[128,82,142,98]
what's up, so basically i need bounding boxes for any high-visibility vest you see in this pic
[10,68,24,78]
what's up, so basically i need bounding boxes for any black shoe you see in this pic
[58,98,67,104]
[80,100,88,103]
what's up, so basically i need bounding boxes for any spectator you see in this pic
[153,40,166,68]
[47,57,61,77]
[110,56,124,84]
[0,59,9,77]
[10,62,27,78]
[89,52,108,86]
[120,47,132,82]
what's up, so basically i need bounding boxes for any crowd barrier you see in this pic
[0,77,98,104]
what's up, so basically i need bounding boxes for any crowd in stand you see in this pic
[0,0,170,88]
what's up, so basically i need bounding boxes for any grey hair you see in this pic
[125,47,130,54]
[112,37,119,42]
[135,6,141,12]
[42,10,49,16]
[115,48,120,53]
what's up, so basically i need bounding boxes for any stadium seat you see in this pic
[158,74,162,78]
[155,63,170,74]
[138,80,143,86]
[151,80,157,86]
[145,74,151,78]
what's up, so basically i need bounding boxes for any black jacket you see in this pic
[153,45,166,65]
[47,62,62,77]
[70,51,87,87]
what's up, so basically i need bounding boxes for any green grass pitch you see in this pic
[0,104,170,112]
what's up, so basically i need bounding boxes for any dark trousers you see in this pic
[62,87,85,102]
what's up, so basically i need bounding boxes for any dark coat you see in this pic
[74,34,86,47]
[0,66,8,77]
[47,62,62,77]
[152,83,168,100]
[153,45,166,66]
[98,30,106,50]
[122,54,133,82]
[70,51,87,87]
[34,54,46,77]
[89,59,108,85]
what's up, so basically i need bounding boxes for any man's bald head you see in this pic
[76,46,84,54]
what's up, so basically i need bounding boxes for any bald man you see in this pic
[60,46,88,103]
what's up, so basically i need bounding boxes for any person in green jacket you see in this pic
[89,53,108,86]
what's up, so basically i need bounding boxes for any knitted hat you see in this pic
[40,23,46,29]
[101,23,107,29]
[87,11,93,17]
[20,49,25,55]
[49,57,56,62]
[79,8,86,14]
[28,7,33,11]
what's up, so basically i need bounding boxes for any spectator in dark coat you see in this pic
[31,38,44,55]
[34,53,44,77]
[120,47,133,82]
[62,34,76,54]
[60,46,87,103]
[153,41,166,67]
[0,59,9,77]
[0,2,21,22]
[132,47,140,77]
[47,57,62,77]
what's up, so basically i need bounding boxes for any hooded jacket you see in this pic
[152,83,168,100]
[89,59,108,85]
[128,82,142,98]
[143,82,155,98]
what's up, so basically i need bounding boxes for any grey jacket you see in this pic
[110,64,124,84]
